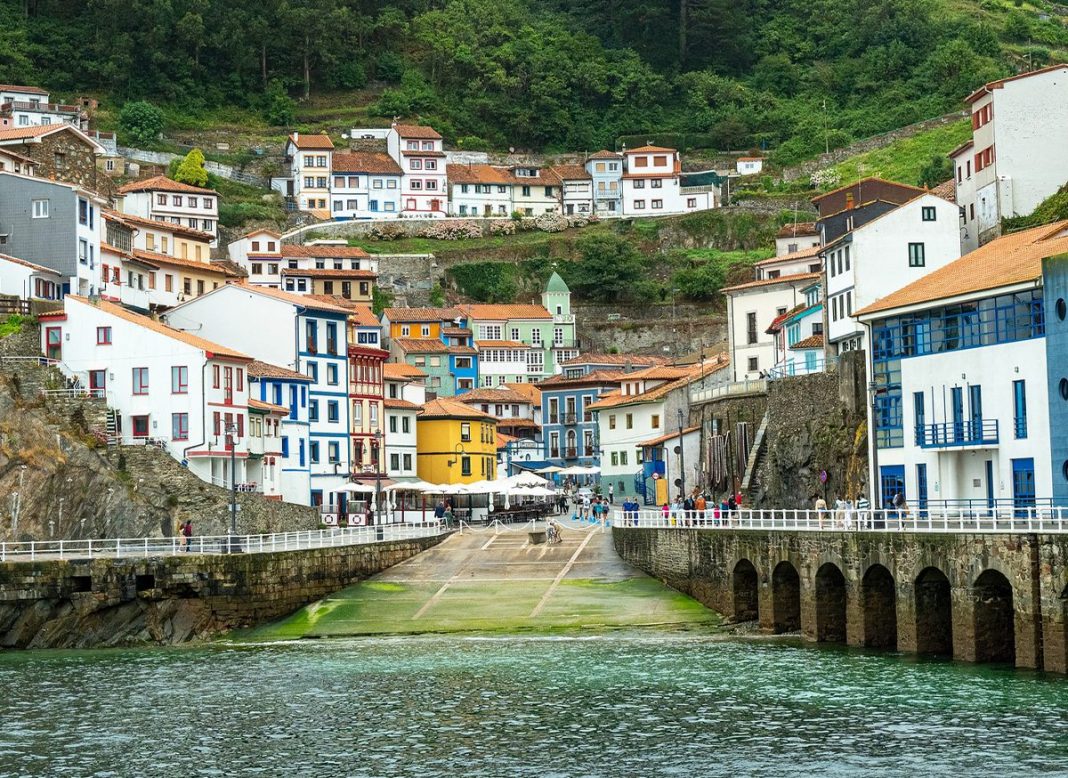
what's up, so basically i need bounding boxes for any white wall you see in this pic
[727,280,813,381]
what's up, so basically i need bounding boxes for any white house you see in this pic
[0,84,84,129]
[163,284,355,512]
[766,282,824,378]
[383,364,422,483]
[387,123,447,217]
[620,145,709,216]
[248,398,287,499]
[446,164,513,217]
[736,156,765,176]
[41,295,254,489]
[247,359,313,506]
[775,222,821,257]
[855,221,1068,510]
[115,175,220,246]
[0,253,62,301]
[283,133,334,217]
[952,64,1068,253]
[754,245,823,281]
[227,229,281,266]
[475,340,532,386]
[331,151,403,220]
[824,192,961,355]
[0,148,36,176]
[551,164,594,216]
[507,165,561,217]
[723,272,821,381]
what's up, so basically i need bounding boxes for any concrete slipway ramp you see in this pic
[249,523,716,638]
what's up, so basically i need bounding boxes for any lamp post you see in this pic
[373,428,384,537]
[677,407,686,500]
[226,422,239,552]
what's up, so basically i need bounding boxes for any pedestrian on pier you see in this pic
[814,495,828,529]
[181,520,192,552]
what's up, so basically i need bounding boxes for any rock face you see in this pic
[0,325,319,543]
[0,534,446,648]
[755,353,868,509]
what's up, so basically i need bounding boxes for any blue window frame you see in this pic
[1013,379,1027,439]
[1012,458,1036,514]
[281,436,290,458]
[310,441,320,463]
[916,463,928,513]
[307,361,318,382]
[273,383,282,406]
[301,387,307,406]
[913,391,925,445]
[880,465,905,510]
[290,385,297,418]
[328,401,339,423]
[327,363,338,385]
[969,385,983,430]
[299,438,306,467]
[309,399,319,422]
[305,320,318,352]
[326,322,338,355]
[951,387,964,442]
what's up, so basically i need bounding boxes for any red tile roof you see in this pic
[0,84,48,95]
[282,244,370,259]
[639,425,700,448]
[384,307,462,323]
[384,363,426,380]
[68,296,250,360]
[288,133,334,150]
[550,164,591,181]
[459,303,551,320]
[535,368,629,388]
[280,267,377,279]
[332,152,403,175]
[419,397,495,420]
[588,150,621,160]
[247,359,313,382]
[0,252,61,276]
[754,245,822,267]
[446,164,514,186]
[560,353,668,367]
[625,145,676,153]
[775,222,818,239]
[384,398,421,410]
[393,124,442,140]
[929,179,956,203]
[116,175,217,196]
[475,340,530,349]
[131,250,239,276]
[722,271,822,293]
[455,387,532,403]
[810,176,925,205]
[113,211,214,242]
[229,282,355,314]
[393,337,448,353]
[399,149,446,158]
[790,334,824,350]
[249,398,291,415]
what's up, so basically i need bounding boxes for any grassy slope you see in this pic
[828,119,973,189]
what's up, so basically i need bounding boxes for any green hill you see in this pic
[9,0,1067,163]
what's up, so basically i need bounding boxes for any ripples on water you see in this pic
[0,633,1066,777]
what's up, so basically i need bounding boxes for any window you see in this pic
[609,415,616,430]
[921,206,936,222]
[96,326,112,345]
[651,414,660,429]
[634,180,645,189]
[625,413,633,430]
[328,401,339,423]
[651,179,662,189]
[328,442,340,463]
[748,356,758,373]
[687,197,697,208]
[171,413,189,441]
[31,198,49,219]
[327,363,338,385]
[171,366,188,394]
[309,399,319,422]
[306,320,318,352]
[651,199,663,209]
[310,441,320,464]
[634,200,645,209]
[132,367,149,395]
[746,312,758,345]
[620,451,628,466]
[461,456,472,476]
[1013,379,1027,439]
[326,322,337,355]
[403,453,412,470]
[306,361,318,382]
[411,159,423,170]
[611,451,619,467]
[461,422,471,442]
[908,242,925,268]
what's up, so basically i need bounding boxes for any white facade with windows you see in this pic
[44,296,253,489]
[386,124,447,217]
[824,194,960,355]
[0,253,62,301]
[330,152,403,220]
[284,133,334,215]
[621,146,686,216]
[0,85,83,129]
[116,176,219,246]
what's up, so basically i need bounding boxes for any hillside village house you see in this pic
[775,222,821,256]
[822,191,961,355]
[416,398,497,485]
[813,178,928,246]
[281,132,334,216]
[227,228,280,268]
[41,296,254,490]
[509,165,561,216]
[585,150,624,215]
[344,303,390,489]
[228,238,377,299]
[387,123,447,217]
[447,164,513,217]
[247,359,313,505]
[753,245,823,281]
[765,282,824,378]
[116,175,220,246]
[0,84,85,129]
[163,284,355,512]
[246,398,288,500]
[383,363,424,482]
[0,253,62,301]
[553,164,593,216]
[724,272,821,381]
[736,157,764,175]
[381,307,479,396]
[0,170,105,297]
[950,64,1068,253]
[0,148,36,176]
[855,221,1068,511]
[0,123,107,194]
[330,151,403,220]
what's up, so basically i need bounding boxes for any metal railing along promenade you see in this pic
[612,507,1068,534]
[0,523,444,562]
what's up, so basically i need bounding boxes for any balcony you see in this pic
[564,447,578,459]
[916,419,999,449]
[562,412,578,425]
[549,448,560,458]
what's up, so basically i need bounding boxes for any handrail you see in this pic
[611,507,1068,534]
[0,522,444,562]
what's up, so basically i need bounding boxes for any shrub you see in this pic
[118,100,164,145]
[172,148,209,187]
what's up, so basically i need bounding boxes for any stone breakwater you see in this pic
[0,534,447,649]
[613,527,1068,674]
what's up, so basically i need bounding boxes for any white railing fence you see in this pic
[0,523,444,562]
[612,507,1068,534]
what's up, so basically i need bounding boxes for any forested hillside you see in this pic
[7,0,1067,159]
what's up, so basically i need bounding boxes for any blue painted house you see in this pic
[248,360,313,504]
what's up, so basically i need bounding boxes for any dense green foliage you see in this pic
[117,100,164,144]
[7,0,1065,157]
[172,149,210,187]
[1003,184,1068,232]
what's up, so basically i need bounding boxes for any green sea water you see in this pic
[1,632,1066,777]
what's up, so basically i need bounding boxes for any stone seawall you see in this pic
[0,534,446,649]
[613,527,1068,673]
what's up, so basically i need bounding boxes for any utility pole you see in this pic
[677,407,686,499]
[227,423,239,552]
[374,428,384,539]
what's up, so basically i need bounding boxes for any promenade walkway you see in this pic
[249,519,715,638]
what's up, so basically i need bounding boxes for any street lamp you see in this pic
[226,422,240,552]
[372,428,384,536]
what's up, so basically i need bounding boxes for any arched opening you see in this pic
[815,563,847,643]
[732,559,759,622]
[915,567,953,656]
[861,564,897,649]
[771,561,800,633]
[973,569,1015,664]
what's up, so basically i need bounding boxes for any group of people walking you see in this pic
[813,494,877,529]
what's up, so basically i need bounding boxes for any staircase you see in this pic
[741,410,770,503]
[104,409,119,444]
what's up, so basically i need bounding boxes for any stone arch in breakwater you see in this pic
[612,527,1068,674]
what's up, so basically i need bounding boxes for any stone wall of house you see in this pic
[612,526,1068,673]
[14,132,114,198]
[0,532,446,648]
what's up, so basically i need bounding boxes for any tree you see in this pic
[916,155,952,189]
[263,80,296,126]
[566,234,645,302]
[173,148,209,187]
[118,100,164,145]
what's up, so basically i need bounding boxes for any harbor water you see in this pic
[1,632,1066,777]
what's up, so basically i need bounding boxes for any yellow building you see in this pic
[416,398,497,484]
